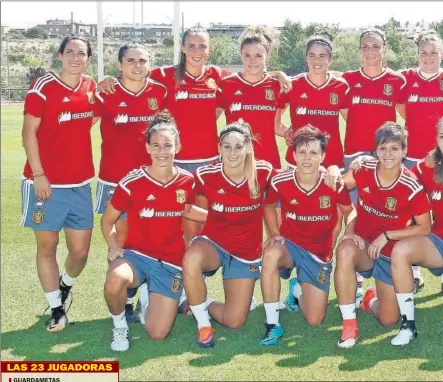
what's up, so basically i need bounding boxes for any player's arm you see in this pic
[274,106,289,137]
[269,71,292,93]
[22,113,52,200]
[396,104,406,121]
[184,204,207,222]
[98,75,117,94]
[101,203,124,262]
[324,166,356,191]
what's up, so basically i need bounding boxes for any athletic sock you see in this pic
[264,302,280,325]
[45,290,62,309]
[339,303,356,320]
[396,292,415,321]
[111,310,128,329]
[190,302,211,329]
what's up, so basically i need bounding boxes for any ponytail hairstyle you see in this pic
[414,29,443,52]
[306,30,334,57]
[219,120,258,196]
[433,117,443,184]
[359,28,387,47]
[240,25,274,54]
[175,24,209,86]
[144,110,180,146]
[117,42,148,63]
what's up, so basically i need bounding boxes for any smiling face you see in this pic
[360,34,386,68]
[419,42,442,74]
[376,140,406,170]
[59,39,89,76]
[146,129,181,168]
[241,42,269,77]
[306,43,331,76]
[181,32,210,71]
[118,48,150,82]
[219,132,249,170]
[293,140,325,175]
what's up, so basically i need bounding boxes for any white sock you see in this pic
[61,271,77,287]
[369,297,378,311]
[396,293,415,321]
[111,310,128,329]
[356,273,364,284]
[264,302,280,325]
[126,297,133,305]
[292,282,303,299]
[412,266,421,279]
[339,303,356,320]
[45,290,62,309]
[205,297,215,308]
[190,302,211,329]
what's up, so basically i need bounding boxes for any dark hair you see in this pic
[306,31,333,57]
[292,124,330,154]
[433,117,443,184]
[175,24,209,85]
[240,25,274,54]
[375,121,407,150]
[144,110,180,145]
[360,28,386,46]
[219,120,258,195]
[414,29,442,51]
[118,42,148,63]
[59,35,92,58]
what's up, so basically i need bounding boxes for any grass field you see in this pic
[1,105,443,381]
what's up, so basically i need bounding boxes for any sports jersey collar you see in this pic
[292,167,324,195]
[236,72,270,87]
[417,68,443,82]
[115,78,149,97]
[304,72,332,90]
[221,164,247,188]
[141,165,180,188]
[374,161,404,190]
[359,67,388,81]
[49,71,83,92]
[185,66,207,81]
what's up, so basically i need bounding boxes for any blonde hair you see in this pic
[240,25,274,54]
[414,29,442,51]
[433,117,443,184]
[219,121,258,196]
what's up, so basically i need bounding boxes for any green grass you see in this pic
[1,105,443,381]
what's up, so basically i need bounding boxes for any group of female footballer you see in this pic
[20,23,443,352]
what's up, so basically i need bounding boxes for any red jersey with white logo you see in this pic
[267,169,352,262]
[354,160,430,257]
[413,161,443,238]
[399,68,443,160]
[95,78,167,184]
[281,73,349,169]
[150,65,229,163]
[342,68,406,155]
[217,73,285,169]
[111,166,195,267]
[195,160,273,261]
[23,72,97,186]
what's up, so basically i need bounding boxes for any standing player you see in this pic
[217,25,287,170]
[326,122,431,348]
[94,43,167,320]
[259,126,355,346]
[390,117,443,346]
[102,111,206,352]
[182,121,273,348]
[21,36,98,332]
[396,30,443,292]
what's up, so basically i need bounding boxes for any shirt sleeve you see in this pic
[93,89,105,117]
[265,180,280,204]
[193,170,205,196]
[24,81,46,118]
[337,185,352,207]
[410,187,431,216]
[186,178,197,204]
[276,90,288,109]
[111,184,131,212]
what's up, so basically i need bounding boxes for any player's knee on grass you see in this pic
[145,321,171,341]
[223,313,248,330]
[303,311,325,326]
[377,313,399,328]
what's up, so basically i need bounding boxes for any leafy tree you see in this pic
[163,36,174,47]
[385,18,417,70]
[26,67,46,84]
[23,56,46,69]
[23,27,49,39]
[330,33,361,72]
[429,20,443,38]
[207,35,242,66]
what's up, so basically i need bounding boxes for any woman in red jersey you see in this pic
[390,118,443,346]
[183,121,274,348]
[102,112,206,352]
[21,36,99,333]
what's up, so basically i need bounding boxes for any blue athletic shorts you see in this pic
[21,180,93,231]
[425,233,443,276]
[191,235,261,280]
[278,239,332,292]
[94,180,127,220]
[121,250,183,301]
[344,151,377,204]
[358,253,393,286]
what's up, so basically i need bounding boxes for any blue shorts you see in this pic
[426,233,443,276]
[344,151,377,204]
[175,159,216,173]
[21,180,93,231]
[121,250,183,301]
[94,180,127,220]
[402,158,419,170]
[278,239,332,292]
[192,235,261,280]
[358,254,393,286]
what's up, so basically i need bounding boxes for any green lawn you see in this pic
[1,105,442,381]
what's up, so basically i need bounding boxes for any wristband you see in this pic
[383,231,390,241]
[33,173,45,178]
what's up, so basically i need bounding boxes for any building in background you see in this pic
[104,23,172,42]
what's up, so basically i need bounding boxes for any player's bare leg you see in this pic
[298,283,329,325]
[144,293,180,340]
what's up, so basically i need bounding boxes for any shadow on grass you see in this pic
[2,294,442,374]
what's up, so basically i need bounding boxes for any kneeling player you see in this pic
[259,125,355,345]
[390,117,443,346]
[326,122,431,348]
[102,112,206,351]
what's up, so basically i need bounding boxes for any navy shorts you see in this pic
[358,254,393,286]
[21,180,93,231]
[402,158,420,170]
[279,239,332,292]
[175,159,216,174]
[95,180,127,220]
[121,250,183,301]
[426,233,443,276]
[192,235,261,280]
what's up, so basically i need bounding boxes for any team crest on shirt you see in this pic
[385,197,397,211]
[330,92,338,105]
[250,184,260,199]
[319,196,331,209]
[171,273,182,293]
[32,210,44,224]
[86,91,95,104]
[265,88,275,101]
[176,189,186,204]
[249,265,259,273]
[206,78,217,89]
[148,97,158,110]
[317,268,328,285]
[383,84,393,96]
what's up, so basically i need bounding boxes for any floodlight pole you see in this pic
[173,1,180,65]
[97,1,104,80]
